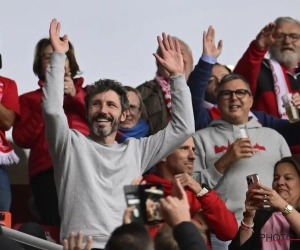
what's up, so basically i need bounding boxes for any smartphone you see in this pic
[0,212,11,228]
[246,174,259,190]
[0,54,2,69]
[124,183,164,225]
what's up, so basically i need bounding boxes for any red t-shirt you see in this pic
[0,76,20,115]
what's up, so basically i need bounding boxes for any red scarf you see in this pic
[155,76,172,113]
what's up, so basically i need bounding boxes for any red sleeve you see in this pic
[12,94,45,149]
[1,77,20,115]
[197,190,238,241]
[233,40,268,96]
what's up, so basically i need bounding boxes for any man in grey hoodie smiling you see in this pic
[193,73,291,222]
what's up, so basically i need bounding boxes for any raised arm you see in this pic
[42,19,71,161]
[139,33,194,171]
[187,26,222,130]
[233,23,275,95]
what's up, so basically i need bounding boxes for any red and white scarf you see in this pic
[269,59,290,119]
[155,76,172,113]
[0,84,19,165]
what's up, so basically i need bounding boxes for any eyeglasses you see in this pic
[217,89,251,100]
[276,33,300,43]
[128,105,141,114]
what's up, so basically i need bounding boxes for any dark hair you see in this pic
[274,155,300,208]
[105,222,153,250]
[124,86,148,121]
[33,37,80,81]
[214,63,232,74]
[216,73,252,94]
[84,79,129,112]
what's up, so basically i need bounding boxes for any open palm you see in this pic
[256,22,276,49]
[153,33,184,77]
[49,19,69,54]
[203,26,223,58]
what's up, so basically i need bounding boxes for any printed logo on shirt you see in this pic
[214,141,266,155]
[252,143,266,155]
[214,140,231,154]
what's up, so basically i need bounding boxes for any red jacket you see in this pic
[234,40,300,118]
[12,78,89,179]
[143,174,238,249]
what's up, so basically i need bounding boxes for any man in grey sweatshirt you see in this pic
[42,19,194,249]
[192,73,291,248]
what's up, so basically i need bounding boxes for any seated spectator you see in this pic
[43,19,194,249]
[187,26,300,155]
[137,37,194,135]
[0,74,20,211]
[234,17,300,118]
[143,137,238,249]
[229,156,300,250]
[116,86,149,143]
[12,37,89,225]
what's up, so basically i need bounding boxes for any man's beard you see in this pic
[89,113,120,137]
[269,45,300,68]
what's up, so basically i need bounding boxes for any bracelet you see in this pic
[240,220,254,232]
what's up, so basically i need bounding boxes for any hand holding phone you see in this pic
[246,174,259,190]
[124,183,164,225]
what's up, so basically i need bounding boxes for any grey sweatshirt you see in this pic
[192,118,291,223]
[42,52,194,249]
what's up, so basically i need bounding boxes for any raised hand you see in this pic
[49,18,69,54]
[255,22,276,49]
[63,232,92,250]
[153,33,184,77]
[203,26,223,58]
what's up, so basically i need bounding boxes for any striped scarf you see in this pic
[155,76,172,113]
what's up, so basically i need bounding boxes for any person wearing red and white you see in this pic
[234,17,300,119]
[0,75,20,211]
[12,38,89,225]
[143,137,238,250]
